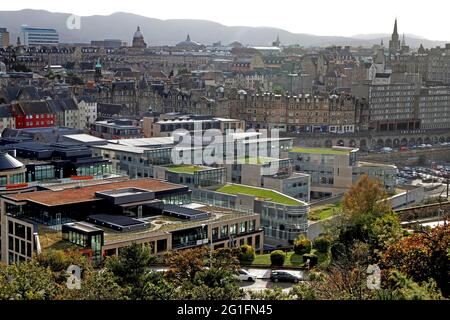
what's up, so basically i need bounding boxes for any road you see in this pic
[238,268,305,293]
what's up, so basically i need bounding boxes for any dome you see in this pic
[176,34,201,47]
[0,152,24,171]
[133,26,144,39]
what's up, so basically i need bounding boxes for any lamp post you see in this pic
[202,223,213,268]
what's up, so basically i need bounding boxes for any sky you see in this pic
[2,0,450,41]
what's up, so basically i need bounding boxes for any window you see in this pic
[212,227,219,240]
[157,239,167,252]
[220,225,228,238]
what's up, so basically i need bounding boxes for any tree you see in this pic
[0,261,58,300]
[369,212,404,253]
[377,270,444,300]
[270,250,286,266]
[212,247,240,272]
[142,271,177,300]
[314,237,331,253]
[273,84,285,95]
[36,250,92,284]
[250,287,293,300]
[105,243,155,298]
[342,174,392,227]
[57,270,126,300]
[382,224,450,297]
[176,268,244,300]
[164,247,208,284]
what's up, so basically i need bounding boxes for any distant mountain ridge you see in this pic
[0,9,448,48]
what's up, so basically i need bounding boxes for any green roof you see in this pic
[237,157,278,164]
[216,184,303,206]
[165,165,208,174]
[290,147,351,155]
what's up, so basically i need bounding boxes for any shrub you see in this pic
[293,238,312,255]
[303,254,318,268]
[314,237,331,253]
[270,250,286,266]
[238,245,255,263]
[330,242,346,261]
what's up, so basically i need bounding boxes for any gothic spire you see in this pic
[393,18,398,36]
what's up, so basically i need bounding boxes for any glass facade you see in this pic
[171,226,207,249]
[35,165,55,181]
[76,163,112,176]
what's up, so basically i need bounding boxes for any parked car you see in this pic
[270,270,302,283]
[237,269,257,282]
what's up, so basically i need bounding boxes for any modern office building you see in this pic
[20,26,59,46]
[0,28,9,47]
[192,184,309,247]
[90,119,142,139]
[352,162,398,194]
[288,146,398,198]
[153,164,226,188]
[225,157,310,203]
[87,132,293,179]
[1,178,263,265]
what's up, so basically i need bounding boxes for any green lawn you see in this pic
[165,165,207,174]
[290,147,351,155]
[216,184,303,206]
[309,203,342,221]
[249,250,330,268]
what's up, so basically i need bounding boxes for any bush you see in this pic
[270,250,286,266]
[314,237,331,253]
[330,242,346,261]
[293,238,312,255]
[302,254,318,268]
[238,245,255,263]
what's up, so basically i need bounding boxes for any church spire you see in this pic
[402,33,406,47]
[393,18,398,36]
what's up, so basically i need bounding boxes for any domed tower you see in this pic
[132,26,147,48]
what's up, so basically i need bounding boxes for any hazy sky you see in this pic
[3,0,450,41]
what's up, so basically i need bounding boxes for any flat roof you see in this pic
[357,161,397,169]
[63,134,107,143]
[290,147,356,155]
[92,143,146,154]
[4,179,186,207]
[108,137,174,147]
[164,164,212,174]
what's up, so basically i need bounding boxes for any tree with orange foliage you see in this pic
[342,174,392,227]
[382,223,450,297]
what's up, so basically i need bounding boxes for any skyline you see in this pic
[1,0,450,42]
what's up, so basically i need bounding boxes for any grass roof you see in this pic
[290,147,351,155]
[216,184,303,206]
[165,165,208,174]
